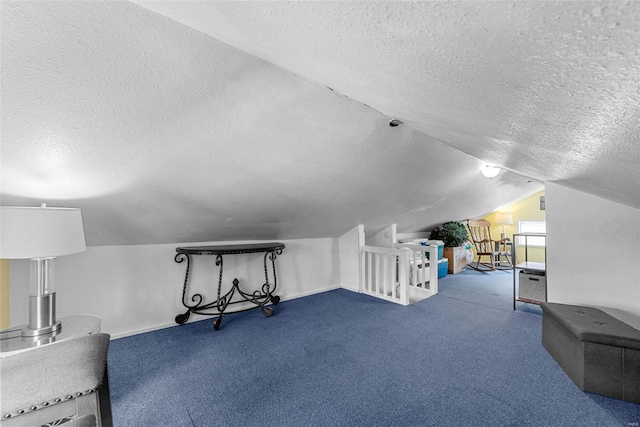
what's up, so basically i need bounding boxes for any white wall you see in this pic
[546,182,640,328]
[338,225,364,293]
[366,224,396,247]
[10,237,340,338]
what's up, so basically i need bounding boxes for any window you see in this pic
[518,220,546,246]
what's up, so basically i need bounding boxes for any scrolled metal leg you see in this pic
[216,254,224,308]
[175,311,190,325]
[263,250,282,293]
[213,316,222,330]
[270,295,280,305]
[175,253,204,325]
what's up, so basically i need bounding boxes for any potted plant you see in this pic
[429,221,469,274]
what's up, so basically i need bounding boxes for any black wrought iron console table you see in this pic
[174,242,285,330]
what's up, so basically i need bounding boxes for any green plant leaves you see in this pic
[429,221,469,247]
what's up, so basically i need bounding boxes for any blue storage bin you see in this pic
[418,239,444,260]
[438,258,448,279]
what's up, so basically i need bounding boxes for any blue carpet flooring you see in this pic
[108,269,640,426]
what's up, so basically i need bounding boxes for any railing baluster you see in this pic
[392,253,397,299]
[383,253,388,297]
[415,250,422,287]
[375,253,380,295]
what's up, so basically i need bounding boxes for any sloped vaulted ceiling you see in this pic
[1,1,638,246]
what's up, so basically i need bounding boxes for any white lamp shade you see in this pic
[0,206,86,259]
[494,212,513,225]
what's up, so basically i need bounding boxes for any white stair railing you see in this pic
[393,243,439,299]
[360,243,439,305]
[361,245,410,305]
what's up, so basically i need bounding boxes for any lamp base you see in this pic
[500,233,507,240]
[21,320,62,337]
[24,293,62,337]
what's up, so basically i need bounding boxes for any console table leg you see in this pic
[175,310,190,325]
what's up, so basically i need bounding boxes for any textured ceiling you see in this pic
[2,1,637,246]
[131,0,640,208]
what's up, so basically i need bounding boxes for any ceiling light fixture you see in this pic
[481,164,501,178]
[389,119,403,127]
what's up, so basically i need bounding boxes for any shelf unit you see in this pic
[512,233,546,310]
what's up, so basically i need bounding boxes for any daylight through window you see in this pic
[517,220,546,246]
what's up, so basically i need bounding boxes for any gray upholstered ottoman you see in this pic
[541,302,640,404]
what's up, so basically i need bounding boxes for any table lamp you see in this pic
[0,204,86,337]
[494,212,513,240]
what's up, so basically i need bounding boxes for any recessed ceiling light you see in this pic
[389,119,403,127]
[481,164,501,178]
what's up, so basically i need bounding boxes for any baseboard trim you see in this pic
[110,285,343,340]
